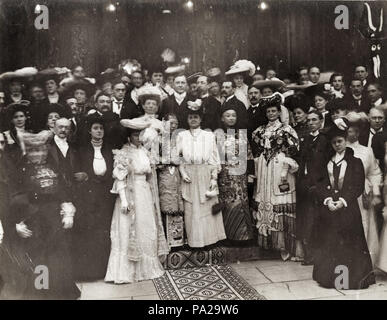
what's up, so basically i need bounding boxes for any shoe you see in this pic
[280,250,291,261]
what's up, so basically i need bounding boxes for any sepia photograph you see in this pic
[0,0,387,304]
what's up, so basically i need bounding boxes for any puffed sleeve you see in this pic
[111,149,130,194]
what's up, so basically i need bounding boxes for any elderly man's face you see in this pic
[221,82,234,97]
[173,76,188,94]
[355,66,368,81]
[369,108,385,130]
[248,87,261,105]
[309,67,320,84]
[54,119,71,139]
[96,95,111,113]
[367,84,382,103]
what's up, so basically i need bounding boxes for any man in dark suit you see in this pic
[247,83,267,138]
[359,107,386,148]
[372,130,387,174]
[196,75,221,131]
[296,110,330,265]
[120,71,145,119]
[159,75,194,129]
[220,80,248,130]
[48,118,86,190]
[344,79,370,113]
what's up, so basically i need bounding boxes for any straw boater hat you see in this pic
[225,60,256,77]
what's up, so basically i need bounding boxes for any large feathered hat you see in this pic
[225,59,256,77]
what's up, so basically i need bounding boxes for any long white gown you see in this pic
[348,141,382,265]
[105,143,169,284]
[177,128,227,248]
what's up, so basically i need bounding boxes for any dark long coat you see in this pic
[72,142,114,280]
[313,148,375,289]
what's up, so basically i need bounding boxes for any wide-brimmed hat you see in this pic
[187,72,203,84]
[164,64,186,76]
[251,79,286,91]
[137,85,162,106]
[225,60,256,77]
[285,82,316,90]
[60,79,96,98]
[0,67,38,86]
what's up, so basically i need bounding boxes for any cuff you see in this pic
[339,197,348,208]
[323,197,333,206]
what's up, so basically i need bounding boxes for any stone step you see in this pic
[163,245,280,270]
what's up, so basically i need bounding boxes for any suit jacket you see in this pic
[159,93,195,129]
[371,130,387,173]
[47,139,80,191]
[344,93,371,113]
[201,95,222,131]
[247,104,267,139]
[121,86,144,119]
[221,96,248,130]
[296,132,330,194]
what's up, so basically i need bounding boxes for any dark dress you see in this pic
[0,153,80,299]
[313,148,375,289]
[217,131,254,241]
[72,142,114,280]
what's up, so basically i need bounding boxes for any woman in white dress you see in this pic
[104,123,169,284]
[177,107,226,248]
[346,113,382,266]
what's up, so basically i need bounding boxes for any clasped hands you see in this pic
[327,199,345,212]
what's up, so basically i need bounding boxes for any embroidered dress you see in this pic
[251,120,299,255]
[158,134,185,247]
[177,129,227,248]
[105,143,169,284]
[217,129,254,241]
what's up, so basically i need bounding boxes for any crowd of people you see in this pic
[0,58,386,299]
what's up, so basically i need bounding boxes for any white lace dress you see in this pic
[104,143,168,284]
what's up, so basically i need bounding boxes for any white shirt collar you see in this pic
[54,134,68,145]
[374,98,383,106]
[226,94,235,103]
[310,130,319,137]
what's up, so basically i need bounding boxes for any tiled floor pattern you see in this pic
[79,260,387,300]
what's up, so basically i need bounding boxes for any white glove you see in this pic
[62,216,74,229]
[16,222,33,238]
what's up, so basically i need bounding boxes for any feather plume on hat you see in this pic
[0,67,38,81]
[225,60,256,77]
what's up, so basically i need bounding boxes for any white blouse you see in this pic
[93,146,107,176]
[177,128,221,168]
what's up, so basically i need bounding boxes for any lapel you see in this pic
[327,158,347,190]
[49,141,59,165]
